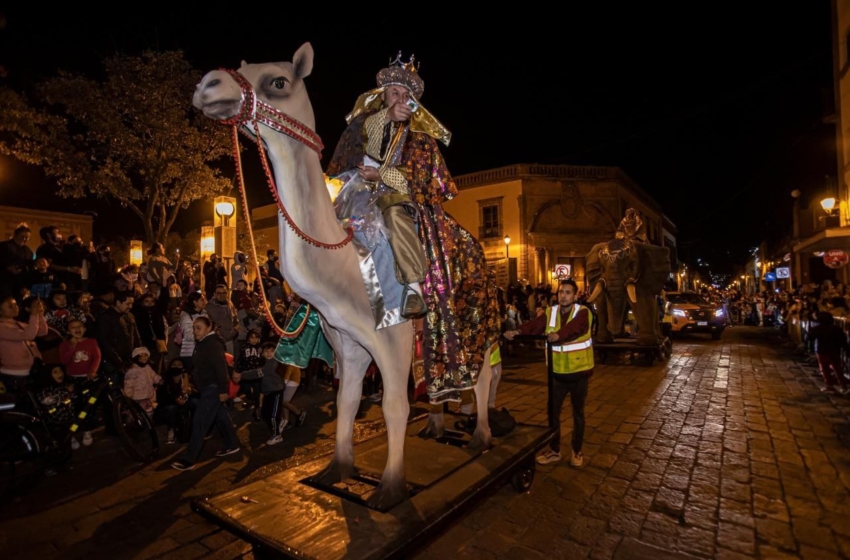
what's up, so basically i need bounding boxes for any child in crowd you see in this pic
[45,290,85,338]
[59,319,101,382]
[28,258,55,300]
[235,328,264,420]
[36,364,76,465]
[155,358,195,444]
[809,311,850,394]
[259,342,286,445]
[123,347,162,415]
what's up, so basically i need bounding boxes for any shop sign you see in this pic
[824,250,849,269]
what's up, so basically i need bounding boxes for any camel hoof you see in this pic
[367,479,409,511]
[417,414,444,439]
[467,429,492,453]
[313,458,352,486]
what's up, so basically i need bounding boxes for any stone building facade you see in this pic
[443,164,677,291]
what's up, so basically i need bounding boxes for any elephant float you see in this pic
[585,209,671,346]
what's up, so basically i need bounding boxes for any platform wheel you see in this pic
[511,461,535,492]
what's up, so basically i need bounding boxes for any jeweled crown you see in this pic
[376,51,425,99]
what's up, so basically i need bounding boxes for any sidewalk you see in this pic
[3,326,850,559]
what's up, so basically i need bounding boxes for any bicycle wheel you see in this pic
[111,395,159,463]
[0,419,44,495]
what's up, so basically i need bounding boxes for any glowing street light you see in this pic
[504,234,510,260]
[129,239,144,266]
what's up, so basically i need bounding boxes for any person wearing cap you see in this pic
[123,346,162,417]
[326,52,501,404]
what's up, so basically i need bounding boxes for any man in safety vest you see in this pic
[504,278,593,466]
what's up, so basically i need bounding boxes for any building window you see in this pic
[478,197,503,239]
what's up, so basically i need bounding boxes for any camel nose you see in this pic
[193,70,229,109]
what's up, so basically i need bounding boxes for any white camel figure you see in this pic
[192,43,493,510]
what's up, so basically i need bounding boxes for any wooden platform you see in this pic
[594,337,672,366]
[192,412,553,560]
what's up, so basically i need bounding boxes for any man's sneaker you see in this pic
[70,437,80,451]
[171,459,194,471]
[296,410,307,427]
[570,451,584,467]
[214,447,240,458]
[82,431,93,446]
[266,434,284,446]
[232,397,242,403]
[536,449,561,465]
[166,430,176,444]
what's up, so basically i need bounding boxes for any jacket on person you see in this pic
[95,307,142,371]
[123,363,161,401]
[191,332,230,393]
[178,310,207,358]
[0,313,47,374]
[205,299,238,343]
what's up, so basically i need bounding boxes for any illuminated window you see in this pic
[478,197,503,239]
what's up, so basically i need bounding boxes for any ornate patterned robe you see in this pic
[327,113,501,403]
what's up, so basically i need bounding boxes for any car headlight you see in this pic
[715,309,723,317]
[673,309,687,317]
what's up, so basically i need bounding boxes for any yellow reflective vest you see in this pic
[546,304,594,375]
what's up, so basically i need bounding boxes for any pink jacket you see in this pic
[0,314,48,375]
[123,364,161,401]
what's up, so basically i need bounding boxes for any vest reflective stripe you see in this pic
[553,339,592,352]
[545,304,594,375]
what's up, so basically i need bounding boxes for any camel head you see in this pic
[193,42,316,133]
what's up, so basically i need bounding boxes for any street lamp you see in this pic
[821,197,837,213]
[503,234,510,259]
[215,200,235,226]
[129,239,144,266]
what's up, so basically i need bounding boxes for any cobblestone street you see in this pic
[3,326,850,559]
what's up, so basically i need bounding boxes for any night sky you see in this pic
[0,5,835,272]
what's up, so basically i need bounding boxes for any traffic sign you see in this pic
[775,267,790,279]
[553,264,571,279]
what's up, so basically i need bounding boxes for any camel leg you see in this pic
[366,337,413,510]
[314,333,371,485]
[468,351,493,452]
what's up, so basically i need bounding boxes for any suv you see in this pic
[663,291,725,340]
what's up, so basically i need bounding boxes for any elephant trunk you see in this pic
[587,279,605,303]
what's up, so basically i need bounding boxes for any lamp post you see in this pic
[200,225,215,293]
[214,195,237,278]
[503,234,512,287]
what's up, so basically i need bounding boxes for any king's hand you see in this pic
[386,102,412,123]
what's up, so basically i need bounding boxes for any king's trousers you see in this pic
[377,195,427,286]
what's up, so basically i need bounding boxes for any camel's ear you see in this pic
[293,43,313,79]
[240,60,248,68]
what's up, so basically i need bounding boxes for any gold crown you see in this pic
[376,51,424,99]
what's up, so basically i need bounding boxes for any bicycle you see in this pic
[0,369,159,494]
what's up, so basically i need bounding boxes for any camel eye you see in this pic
[271,77,288,90]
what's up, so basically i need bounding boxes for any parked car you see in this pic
[663,291,725,340]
